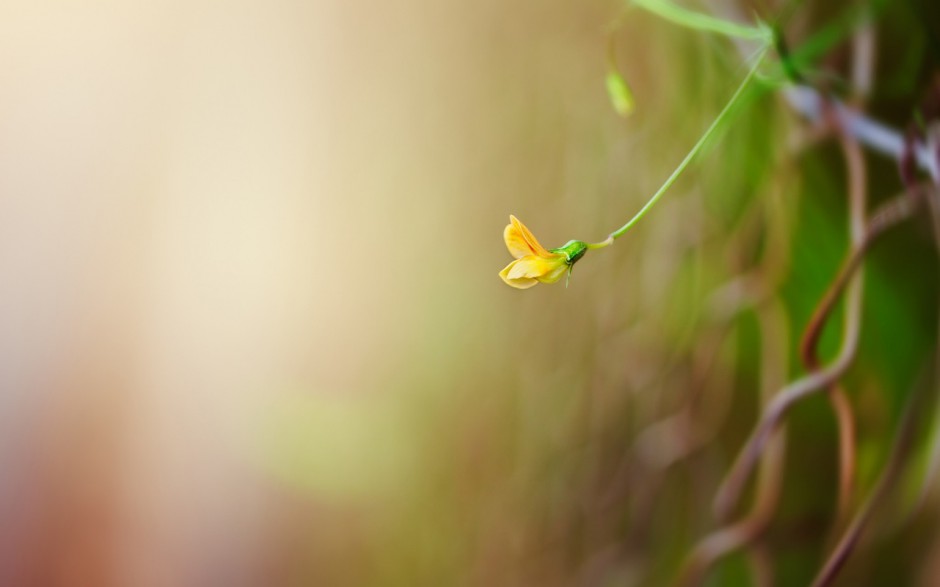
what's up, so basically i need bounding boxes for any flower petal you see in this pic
[509,215,555,258]
[499,261,539,289]
[504,222,535,259]
[506,255,564,279]
[537,261,569,284]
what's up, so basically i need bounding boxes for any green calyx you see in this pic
[551,240,588,265]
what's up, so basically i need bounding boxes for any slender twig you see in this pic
[798,124,866,521]
[784,87,939,180]
[810,340,933,587]
[714,264,862,521]
[826,388,856,519]
[714,185,930,520]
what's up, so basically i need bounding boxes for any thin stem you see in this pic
[810,351,931,587]
[632,0,772,43]
[587,235,614,249]
[599,47,768,245]
[799,127,866,522]
[713,185,929,520]
[828,389,856,520]
[784,86,939,179]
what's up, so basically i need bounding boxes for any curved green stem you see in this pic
[632,0,773,43]
[594,46,768,247]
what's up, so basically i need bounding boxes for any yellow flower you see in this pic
[499,215,587,289]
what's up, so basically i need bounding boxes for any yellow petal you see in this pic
[499,261,539,289]
[509,215,555,258]
[504,222,535,259]
[537,261,569,284]
[508,255,565,279]
[507,257,544,279]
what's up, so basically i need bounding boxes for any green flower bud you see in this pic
[551,240,588,265]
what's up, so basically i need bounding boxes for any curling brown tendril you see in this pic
[675,113,878,587]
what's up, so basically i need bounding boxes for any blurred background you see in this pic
[1,0,940,585]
